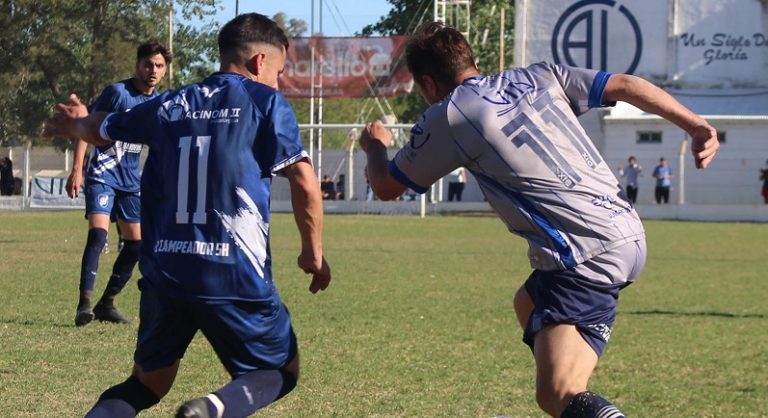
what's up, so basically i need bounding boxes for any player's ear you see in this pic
[419,75,440,104]
[247,52,267,77]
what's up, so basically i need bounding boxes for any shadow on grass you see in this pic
[0,317,75,328]
[627,309,765,319]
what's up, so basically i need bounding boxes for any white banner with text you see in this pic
[30,176,84,208]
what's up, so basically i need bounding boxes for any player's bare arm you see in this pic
[359,120,407,200]
[43,94,110,147]
[603,74,719,169]
[65,139,89,198]
[283,158,331,294]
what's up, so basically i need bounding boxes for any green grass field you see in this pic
[0,211,766,417]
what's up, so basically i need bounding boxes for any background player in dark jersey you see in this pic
[45,13,331,418]
[66,40,171,326]
[360,22,719,418]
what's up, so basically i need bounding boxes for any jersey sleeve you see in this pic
[390,104,463,194]
[260,93,307,176]
[550,63,613,115]
[99,95,164,147]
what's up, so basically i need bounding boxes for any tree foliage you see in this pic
[273,12,309,38]
[0,1,514,151]
[361,0,514,75]
[357,0,515,128]
[0,0,221,149]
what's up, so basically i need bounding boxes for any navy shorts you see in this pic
[522,239,646,356]
[134,279,297,378]
[84,182,140,223]
[522,269,626,357]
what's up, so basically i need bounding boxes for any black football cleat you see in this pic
[175,398,211,418]
[74,307,94,327]
[93,302,131,324]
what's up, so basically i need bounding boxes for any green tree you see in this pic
[171,0,222,86]
[361,0,513,74]
[273,12,308,38]
[357,0,515,126]
[0,0,221,149]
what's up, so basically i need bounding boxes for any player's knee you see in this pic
[98,375,161,412]
[535,379,581,417]
[120,239,141,258]
[276,369,298,400]
[86,228,109,250]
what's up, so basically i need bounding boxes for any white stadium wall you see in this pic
[602,114,768,205]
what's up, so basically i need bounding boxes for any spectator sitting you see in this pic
[0,157,14,196]
[320,174,336,200]
[335,174,345,200]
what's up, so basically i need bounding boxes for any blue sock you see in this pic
[80,228,108,292]
[102,240,140,299]
[84,376,159,418]
[561,391,625,418]
[205,369,296,418]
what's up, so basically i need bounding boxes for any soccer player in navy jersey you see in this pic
[45,13,331,418]
[360,22,719,418]
[66,40,172,326]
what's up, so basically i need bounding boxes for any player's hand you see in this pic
[66,170,83,198]
[297,252,331,294]
[359,120,393,152]
[43,94,88,138]
[690,124,719,169]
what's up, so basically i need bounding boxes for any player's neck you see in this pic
[219,63,254,81]
[131,78,155,96]
[456,67,481,83]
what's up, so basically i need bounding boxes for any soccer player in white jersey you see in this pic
[360,22,719,418]
[66,40,171,326]
[45,13,331,418]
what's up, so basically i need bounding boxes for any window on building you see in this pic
[717,131,726,144]
[637,131,662,144]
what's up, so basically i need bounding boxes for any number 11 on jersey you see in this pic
[176,136,211,224]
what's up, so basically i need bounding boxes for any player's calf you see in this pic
[75,228,109,326]
[93,239,141,324]
[176,369,297,418]
[84,376,160,418]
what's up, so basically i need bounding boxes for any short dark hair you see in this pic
[405,21,476,87]
[136,40,172,64]
[218,13,289,59]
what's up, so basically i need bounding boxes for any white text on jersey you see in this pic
[154,239,230,257]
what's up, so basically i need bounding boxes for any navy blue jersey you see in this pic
[86,79,157,192]
[99,73,308,301]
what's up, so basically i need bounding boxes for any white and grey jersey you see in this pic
[391,62,645,272]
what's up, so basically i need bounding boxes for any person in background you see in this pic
[66,40,172,326]
[0,156,14,196]
[652,157,673,204]
[320,174,336,200]
[446,166,466,201]
[618,156,642,204]
[335,174,346,200]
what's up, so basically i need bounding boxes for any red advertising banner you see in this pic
[281,36,413,98]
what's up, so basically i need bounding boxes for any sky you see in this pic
[214,0,393,36]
